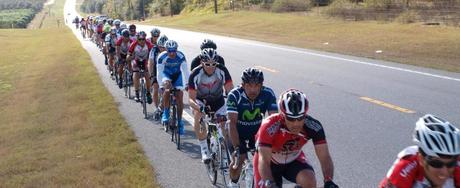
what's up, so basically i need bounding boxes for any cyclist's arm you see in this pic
[156,56,166,84]
[179,56,189,88]
[258,146,275,182]
[221,66,233,94]
[127,42,136,62]
[115,39,121,58]
[188,89,201,112]
[314,143,335,182]
[228,112,239,148]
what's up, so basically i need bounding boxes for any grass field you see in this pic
[0,0,157,187]
[140,10,460,73]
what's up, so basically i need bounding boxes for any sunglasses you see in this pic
[286,115,305,122]
[153,35,159,37]
[167,49,177,53]
[425,156,457,168]
[204,63,217,67]
[138,38,146,41]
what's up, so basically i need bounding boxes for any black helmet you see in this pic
[121,29,130,38]
[137,31,147,40]
[241,67,264,84]
[129,24,136,30]
[200,48,218,62]
[200,39,217,50]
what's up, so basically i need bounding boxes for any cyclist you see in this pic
[157,40,189,134]
[80,18,87,38]
[128,24,137,41]
[380,114,460,188]
[127,31,154,104]
[149,28,161,45]
[190,39,225,71]
[96,19,105,50]
[105,27,119,77]
[227,67,278,187]
[188,48,234,162]
[115,29,133,88]
[254,89,338,188]
[148,34,168,119]
[73,16,79,29]
[113,19,122,35]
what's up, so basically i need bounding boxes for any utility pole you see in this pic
[169,0,173,17]
[214,0,218,13]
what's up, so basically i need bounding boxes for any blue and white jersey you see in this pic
[156,50,189,88]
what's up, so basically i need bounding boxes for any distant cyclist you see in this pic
[115,29,133,88]
[105,27,119,77]
[188,48,234,162]
[157,40,189,134]
[227,67,277,187]
[128,24,137,41]
[148,34,168,118]
[127,31,154,104]
[190,39,225,71]
[380,114,460,188]
[254,89,338,188]
[73,16,79,29]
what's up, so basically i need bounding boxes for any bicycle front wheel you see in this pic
[141,82,147,119]
[219,139,231,186]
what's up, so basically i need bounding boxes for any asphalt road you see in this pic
[64,0,460,187]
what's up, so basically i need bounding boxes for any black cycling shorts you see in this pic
[271,160,314,187]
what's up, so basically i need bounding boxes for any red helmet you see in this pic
[278,89,309,119]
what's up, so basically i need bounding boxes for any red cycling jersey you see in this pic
[380,146,460,188]
[255,113,326,164]
[128,40,153,61]
[116,37,133,55]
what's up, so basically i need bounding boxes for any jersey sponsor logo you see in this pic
[199,80,220,90]
[306,118,321,132]
[242,108,261,121]
[227,101,236,107]
[282,138,301,152]
[400,161,417,178]
[267,122,280,136]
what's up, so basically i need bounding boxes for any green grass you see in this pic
[0,0,157,187]
[142,10,460,72]
[0,9,36,28]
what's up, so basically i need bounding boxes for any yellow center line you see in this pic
[254,65,278,73]
[360,97,416,114]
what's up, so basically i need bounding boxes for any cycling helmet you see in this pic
[200,39,217,50]
[157,35,169,47]
[137,31,147,40]
[165,40,178,51]
[113,19,121,26]
[241,67,264,84]
[129,24,136,30]
[278,89,309,119]
[120,24,127,29]
[110,27,117,34]
[200,48,218,62]
[107,18,113,25]
[121,29,130,38]
[102,19,107,24]
[150,28,161,37]
[98,20,103,24]
[413,114,460,157]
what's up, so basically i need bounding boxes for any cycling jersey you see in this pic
[254,114,326,188]
[105,34,117,53]
[128,41,153,61]
[380,146,460,188]
[103,23,111,33]
[188,64,232,110]
[129,34,137,42]
[116,37,133,57]
[227,85,277,153]
[148,46,161,76]
[190,54,225,71]
[156,51,189,90]
[256,114,326,164]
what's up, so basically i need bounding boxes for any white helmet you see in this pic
[413,114,460,157]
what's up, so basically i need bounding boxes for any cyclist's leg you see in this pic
[144,64,152,104]
[284,154,316,188]
[160,78,171,122]
[132,61,141,100]
[192,100,207,140]
[117,57,124,79]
